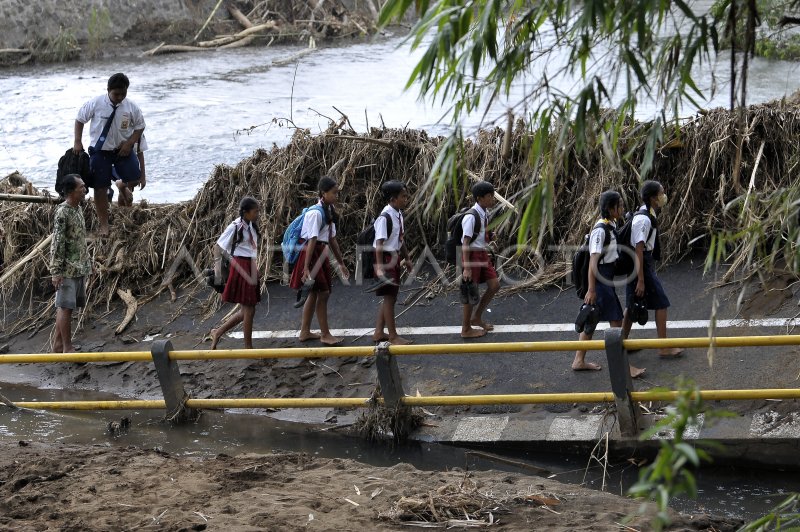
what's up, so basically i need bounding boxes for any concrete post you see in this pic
[151,339,196,423]
[374,341,405,408]
[604,327,642,437]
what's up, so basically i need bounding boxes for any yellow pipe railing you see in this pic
[11,388,800,410]
[5,334,800,364]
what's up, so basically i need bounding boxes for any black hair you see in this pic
[381,180,407,203]
[235,196,261,243]
[472,181,495,200]
[640,180,663,207]
[317,176,339,225]
[107,73,130,91]
[599,190,622,219]
[62,174,82,195]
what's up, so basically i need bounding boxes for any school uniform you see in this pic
[589,219,623,322]
[76,95,146,188]
[217,218,260,306]
[625,206,670,310]
[461,203,497,283]
[289,201,336,292]
[373,205,404,297]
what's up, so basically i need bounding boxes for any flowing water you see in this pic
[1,381,799,522]
[0,33,799,202]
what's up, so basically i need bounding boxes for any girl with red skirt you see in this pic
[209,197,261,349]
[289,176,350,345]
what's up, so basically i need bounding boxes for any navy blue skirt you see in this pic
[625,252,670,310]
[594,263,623,322]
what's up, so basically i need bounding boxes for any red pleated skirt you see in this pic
[289,242,332,292]
[222,256,261,306]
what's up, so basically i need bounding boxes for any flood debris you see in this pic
[2,100,800,335]
[144,0,378,56]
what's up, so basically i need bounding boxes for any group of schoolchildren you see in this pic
[209,176,682,377]
[51,74,681,371]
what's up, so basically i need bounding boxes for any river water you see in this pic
[1,381,799,522]
[1,34,799,202]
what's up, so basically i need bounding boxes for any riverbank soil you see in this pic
[0,442,742,531]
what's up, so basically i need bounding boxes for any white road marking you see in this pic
[229,317,800,339]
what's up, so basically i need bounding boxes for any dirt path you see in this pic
[0,442,741,531]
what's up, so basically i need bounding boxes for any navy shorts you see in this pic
[626,252,670,310]
[89,148,141,188]
[594,263,623,321]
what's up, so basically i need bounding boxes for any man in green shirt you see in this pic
[49,174,91,353]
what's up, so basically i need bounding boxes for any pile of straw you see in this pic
[378,476,513,526]
[1,100,799,333]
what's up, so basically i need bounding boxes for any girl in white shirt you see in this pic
[209,196,261,349]
[289,177,350,345]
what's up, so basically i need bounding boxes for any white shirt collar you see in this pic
[472,202,487,219]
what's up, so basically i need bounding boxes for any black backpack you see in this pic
[615,208,659,276]
[573,222,613,299]
[356,212,393,279]
[444,208,481,265]
[56,148,91,196]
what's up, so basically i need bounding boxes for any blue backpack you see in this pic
[281,205,325,265]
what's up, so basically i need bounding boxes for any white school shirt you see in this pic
[630,207,657,251]
[589,220,618,264]
[136,134,149,153]
[373,205,404,251]
[461,202,488,249]
[216,218,258,258]
[76,94,146,151]
[300,201,336,243]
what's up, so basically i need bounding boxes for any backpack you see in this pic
[204,221,240,293]
[56,148,91,196]
[573,222,612,299]
[444,208,481,265]
[615,208,659,276]
[281,205,325,265]
[356,212,393,279]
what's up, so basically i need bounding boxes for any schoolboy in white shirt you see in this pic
[74,72,145,234]
[460,181,500,339]
[372,181,413,345]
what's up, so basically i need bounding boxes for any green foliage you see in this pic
[739,493,800,531]
[34,28,80,63]
[710,0,800,59]
[755,34,800,60]
[379,0,719,246]
[88,7,113,59]
[627,381,730,531]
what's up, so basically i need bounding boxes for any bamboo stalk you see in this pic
[193,0,225,42]
[0,193,59,204]
[0,235,53,286]
[228,4,254,28]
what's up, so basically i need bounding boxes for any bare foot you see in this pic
[658,348,684,358]
[630,366,646,378]
[460,328,486,339]
[388,335,414,345]
[372,332,390,342]
[320,335,343,346]
[209,328,221,350]
[299,331,321,342]
[471,318,494,331]
[572,361,602,371]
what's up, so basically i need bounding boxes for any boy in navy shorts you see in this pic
[372,181,413,344]
[460,181,500,339]
[74,73,145,234]
[623,180,683,358]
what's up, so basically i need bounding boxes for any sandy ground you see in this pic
[0,442,742,532]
